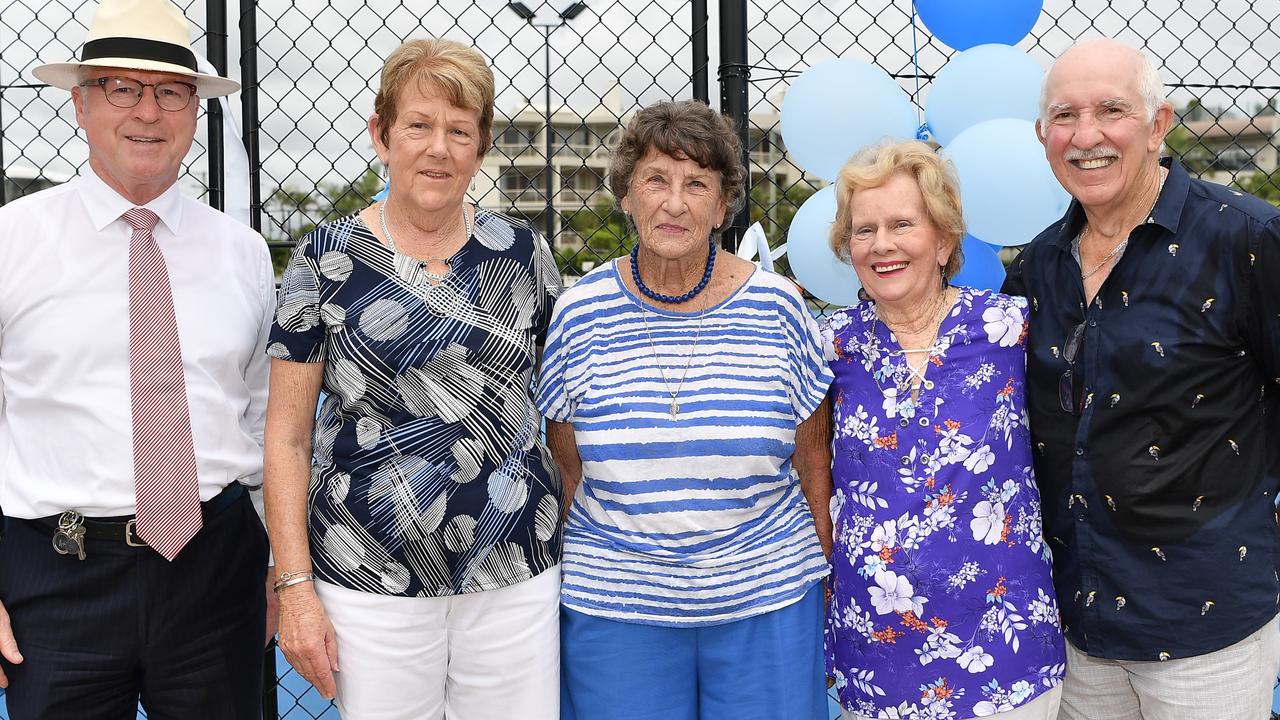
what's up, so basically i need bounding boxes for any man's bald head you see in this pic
[1041,39,1166,128]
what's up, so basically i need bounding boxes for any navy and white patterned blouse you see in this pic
[269,209,563,597]
[822,288,1065,718]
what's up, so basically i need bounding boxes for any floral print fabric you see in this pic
[822,288,1065,719]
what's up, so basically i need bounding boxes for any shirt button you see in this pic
[1077,516,1087,523]
[918,417,929,427]
[1075,448,1085,456]
[899,417,910,428]
[1089,319,1097,327]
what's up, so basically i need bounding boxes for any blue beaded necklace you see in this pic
[630,239,717,304]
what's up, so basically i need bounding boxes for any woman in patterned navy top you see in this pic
[263,39,562,719]
[822,142,1065,720]
[537,100,833,720]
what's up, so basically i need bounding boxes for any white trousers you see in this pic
[1058,615,1280,720]
[843,683,1062,720]
[315,565,560,720]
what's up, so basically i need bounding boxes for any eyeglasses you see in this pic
[78,76,197,112]
[1058,321,1086,414]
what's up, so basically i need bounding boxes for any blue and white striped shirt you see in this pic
[535,262,833,626]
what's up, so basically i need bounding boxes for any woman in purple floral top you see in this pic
[820,142,1065,720]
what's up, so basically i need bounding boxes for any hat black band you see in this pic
[81,37,198,73]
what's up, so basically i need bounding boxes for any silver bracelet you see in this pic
[272,571,316,593]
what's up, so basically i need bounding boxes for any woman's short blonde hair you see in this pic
[373,38,495,157]
[828,140,966,281]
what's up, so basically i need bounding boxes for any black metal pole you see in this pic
[205,0,227,211]
[236,3,274,713]
[692,0,708,104]
[0,86,8,207]
[239,0,261,233]
[718,0,749,251]
[543,24,555,242]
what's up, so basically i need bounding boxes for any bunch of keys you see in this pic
[52,511,86,560]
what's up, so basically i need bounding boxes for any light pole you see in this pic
[507,1,588,242]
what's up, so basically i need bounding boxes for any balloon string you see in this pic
[910,0,929,141]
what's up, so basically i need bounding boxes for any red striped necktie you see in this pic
[123,207,202,561]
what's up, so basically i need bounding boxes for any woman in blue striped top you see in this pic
[535,100,834,720]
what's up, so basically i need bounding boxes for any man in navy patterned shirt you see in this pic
[1004,38,1280,719]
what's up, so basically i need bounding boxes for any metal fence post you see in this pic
[205,0,227,211]
[692,0,708,104]
[0,86,8,207]
[240,0,261,233]
[717,0,749,251]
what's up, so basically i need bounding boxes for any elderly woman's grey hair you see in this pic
[608,99,749,228]
[1038,38,1167,128]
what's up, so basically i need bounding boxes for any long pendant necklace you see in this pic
[638,301,706,420]
[379,200,473,283]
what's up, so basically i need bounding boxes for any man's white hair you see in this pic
[1039,38,1167,125]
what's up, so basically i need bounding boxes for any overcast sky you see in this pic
[3,0,1278,210]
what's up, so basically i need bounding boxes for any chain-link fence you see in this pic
[2,1,1279,718]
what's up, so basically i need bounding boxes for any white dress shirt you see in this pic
[0,169,274,519]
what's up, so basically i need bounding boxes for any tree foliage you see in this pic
[1233,171,1280,208]
[1164,124,1213,175]
[264,166,384,272]
[558,198,633,275]
[750,180,817,245]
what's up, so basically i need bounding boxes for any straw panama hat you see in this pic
[33,0,239,98]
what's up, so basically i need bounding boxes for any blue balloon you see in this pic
[781,59,918,183]
[925,44,1044,147]
[951,234,1007,291]
[915,0,1044,50]
[785,186,862,307]
[942,118,1068,247]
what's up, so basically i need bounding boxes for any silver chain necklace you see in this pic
[638,301,706,420]
[1079,168,1166,281]
[1080,237,1129,281]
[379,200,472,283]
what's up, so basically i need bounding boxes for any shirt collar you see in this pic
[77,167,184,236]
[1048,156,1188,251]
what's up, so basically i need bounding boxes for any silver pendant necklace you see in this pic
[379,199,472,283]
[638,301,706,420]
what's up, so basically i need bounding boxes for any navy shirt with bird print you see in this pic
[1002,158,1280,661]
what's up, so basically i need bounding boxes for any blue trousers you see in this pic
[561,582,827,720]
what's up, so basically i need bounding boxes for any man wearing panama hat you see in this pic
[0,0,273,716]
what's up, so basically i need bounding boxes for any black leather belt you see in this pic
[27,482,246,547]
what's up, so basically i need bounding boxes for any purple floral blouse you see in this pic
[821,287,1065,719]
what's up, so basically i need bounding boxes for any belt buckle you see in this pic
[124,519,148,547]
